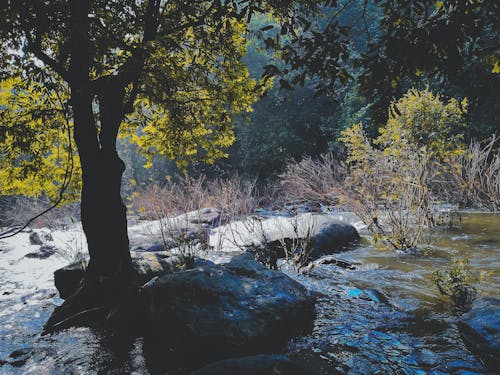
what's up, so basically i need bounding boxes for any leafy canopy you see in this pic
[2,1,331,200]
[0,76,81,201]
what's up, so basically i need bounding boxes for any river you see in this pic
[0,213,498,374]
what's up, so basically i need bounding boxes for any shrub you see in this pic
[279,153,347,207]
[438,135,500,211]
[432,258,486,307]
[280,89,472,251]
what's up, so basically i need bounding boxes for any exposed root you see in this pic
[43,275,141,335]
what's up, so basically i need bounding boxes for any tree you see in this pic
[0,0,336,328]
[262,0,499,129]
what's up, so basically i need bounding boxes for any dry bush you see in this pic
[339,147,433,250]
[280,146,434,251]
[438,135,499,211]
[0,196,79,230]
[130,175,262,263]
[130,174,261,221]
[279,153,347,207]
[206,177,261,219]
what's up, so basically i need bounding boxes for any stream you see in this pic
[0,212,498,374]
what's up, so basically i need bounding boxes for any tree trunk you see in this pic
[67,0,134,281]
[80,149,134,280]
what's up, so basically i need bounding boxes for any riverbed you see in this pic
[0,212,498,374]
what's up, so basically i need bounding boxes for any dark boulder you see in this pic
[310,220,360,258]
[141,254,315,361]
[54,251,185,299]
[458,298,500,368]
[29,232,43,245]
[29,231,53,245]
[256,217,360,267]
[190,354,313,375]
[25,245,57,259]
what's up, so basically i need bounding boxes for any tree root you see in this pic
[43,275,141,335]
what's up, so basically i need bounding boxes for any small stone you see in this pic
[29,232,43,245]
[25,245,57,259]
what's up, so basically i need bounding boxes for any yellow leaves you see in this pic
[123,17,260,169]
[492,61,500,74]
[377,88,468,163]
[0,76,81,203]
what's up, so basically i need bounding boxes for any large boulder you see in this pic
[189,355,313,375]
[141,254,315,361]
[309,219,360,258]
[54,251,185,299]
[458,298,500,368]
[210,214,360,262]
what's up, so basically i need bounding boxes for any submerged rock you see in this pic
[25,245,57,259]
[190,354,313,375]
[54,251,185,299]
[458,298,500,368]
[141,254,315,361]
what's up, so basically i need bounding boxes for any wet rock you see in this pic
[144,243,169,252]
[54,251,186,299]
[7,347,32,367]
[258,218,360,267]
[458,298,500,368]
[188,207,221,226]
[25,245,57,259]
[29,232,43,245]
[305,255,358,272]
[310,220,360,258]
[42,232,54,242]
[190,354,313,375]
[29,231,53,245]
[142,254,315,360]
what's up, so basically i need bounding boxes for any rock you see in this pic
[25,245,57,259]
[54,251,185,299]
[29,231,53,245]
[258,217,360,266]
[29,232,43,245]
[188,207,221,226]
[458,298,500,368]
[141,254,315,360]
[190,354,313,375]
[309,220,360,258]
[42,232,54,242]
[212,214,359,263]
[303,255,357,273]
[145,243,168,252]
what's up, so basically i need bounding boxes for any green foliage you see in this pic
[123,18,265,169]
[432,257,486,307]
[0,1,277,201]
[338,88,469,251]
[376,88,468,162]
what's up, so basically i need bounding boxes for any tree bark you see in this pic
[68,0,133,281]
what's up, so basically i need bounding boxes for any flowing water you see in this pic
[0,213,498,374]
